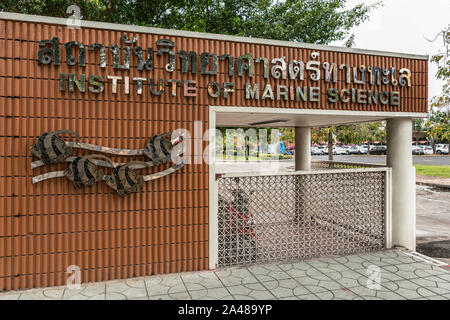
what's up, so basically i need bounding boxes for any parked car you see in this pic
[333,147,348,155]
[318,146,328,154]
[436,144,449,154]
[370,146,387,155]
[347,145,366,155]
[347,145,361,155]
[412,146,425,155]
[358,145,369,154]
[310,147,323,155]
[423,146,433,155]
[341,145,352,151]
[284,150,295,156]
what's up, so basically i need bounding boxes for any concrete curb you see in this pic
[416,182,450,190]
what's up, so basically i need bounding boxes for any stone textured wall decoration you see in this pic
[30,130,184,197]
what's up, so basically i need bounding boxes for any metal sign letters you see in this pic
[37,35,412,107]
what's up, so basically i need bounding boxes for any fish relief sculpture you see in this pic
[30,130,186,197]
[30,130,81,165]
[64,154,114,189]
[30,131,183,169]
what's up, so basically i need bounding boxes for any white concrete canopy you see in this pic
[214,106,427,128]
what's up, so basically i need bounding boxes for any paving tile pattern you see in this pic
[1,250,449,300]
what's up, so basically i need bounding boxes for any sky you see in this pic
[330,0,450,101]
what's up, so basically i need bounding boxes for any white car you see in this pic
[358,146,368,154]
[436,144,449,154]
[333,147,348,155]
[423,146,433,155]
[359,145,369,154]
[347,146,362,154]
[412,145,421,154]
[318,146,328,154]
[310,147,323,155]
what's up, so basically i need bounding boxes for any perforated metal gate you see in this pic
[217,169,387,267]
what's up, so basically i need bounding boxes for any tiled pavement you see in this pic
[1,249,449,300]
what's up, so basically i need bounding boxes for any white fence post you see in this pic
[385,168,393,249]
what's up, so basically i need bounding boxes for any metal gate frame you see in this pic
[215,168,392,267]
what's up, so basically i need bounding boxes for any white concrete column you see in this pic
[387,118,415,250]
[295,127,311,171]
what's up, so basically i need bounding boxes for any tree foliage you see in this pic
[1,0,379,45]
[425,26,450,147]
[311,122,386,145]
[413,119,425,134]
[425,110,450,146]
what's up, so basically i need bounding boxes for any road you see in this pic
[416,185,450,263]
[216,156,450,174]
[416,185,450,239]
[312,155,450,166]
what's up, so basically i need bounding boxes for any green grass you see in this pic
[414,165,450,178]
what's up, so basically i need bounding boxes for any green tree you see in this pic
[1,0,380,45]
[425,26,450,153]
[425,110,450,151]
[279,128,295,146]
[311,126,335,160]
[336,125,365,145]
[311,127,329,145]
[312,122,385,160]
[413,119,425,134]
[359,122,385,154]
